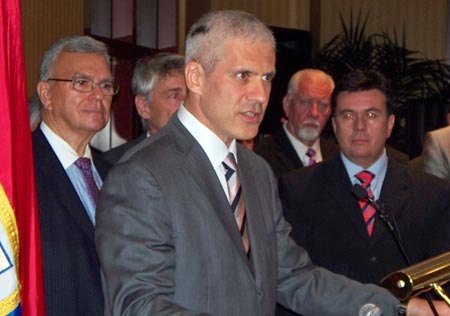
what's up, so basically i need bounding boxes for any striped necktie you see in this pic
[306,148,316,166]
[355,170,376,236]
[74,157,100,207]
[222,153,250,254]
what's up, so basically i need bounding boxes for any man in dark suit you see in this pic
[95,11,445,316]
[254,69,339,178]
[103,53,186,164]
[32,35,115,315]
[279,69,450,316]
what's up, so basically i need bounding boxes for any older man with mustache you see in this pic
[254,69,339,178]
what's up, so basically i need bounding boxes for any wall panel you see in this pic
[210,0,310,30]
[320,0,447,60]
[21,0,84,96]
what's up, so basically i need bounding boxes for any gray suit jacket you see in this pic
[423,125,450,182]
[95,115,399,316]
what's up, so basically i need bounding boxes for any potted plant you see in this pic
[313,11,450,156]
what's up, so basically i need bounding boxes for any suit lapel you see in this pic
[274,129,303,170]
[325,157,372,240]
[34,129,96,241]
[171,118,253,273]
[371,160,410,243]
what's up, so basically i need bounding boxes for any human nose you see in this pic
[92,83,106,100]
[354,113,366,130]
[309,101,320,117]
[248,79,269,104]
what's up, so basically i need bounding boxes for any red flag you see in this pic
[0,0,45,315]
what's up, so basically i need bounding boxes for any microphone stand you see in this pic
[352,184,439,316]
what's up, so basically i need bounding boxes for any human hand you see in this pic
[407,298,450,316]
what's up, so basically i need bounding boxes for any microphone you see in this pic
[359,303,382,316]
[352,183,440,316]
[351,183,410,265]
[351,184,394,232]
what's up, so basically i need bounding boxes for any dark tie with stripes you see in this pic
[222,153,250,254]
[355,170,376,236]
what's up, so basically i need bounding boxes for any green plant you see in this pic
[313,11,450,154]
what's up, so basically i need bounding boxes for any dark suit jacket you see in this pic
[254,128,409,179]
[102,132,147,164]
[32,127,111,316]
[278,155,450,316]
[254,128,340,178]
[96,115,399,316]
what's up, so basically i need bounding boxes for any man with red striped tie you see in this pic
[279,69,450,316]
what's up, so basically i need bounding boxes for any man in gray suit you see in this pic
[95,10,447,316]
[423,125,450,182]
[102,53,186,164]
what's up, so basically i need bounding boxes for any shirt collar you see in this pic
[40,122,93,169]
[341,148,388,196]
[177,104,237,168]
[283,121,322,164]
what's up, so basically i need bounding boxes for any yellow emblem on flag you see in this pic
[0,184,20,314]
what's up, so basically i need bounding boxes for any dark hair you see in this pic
[331,69,393,115]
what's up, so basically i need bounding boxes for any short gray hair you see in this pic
[39,35,110,81]
[132,53,185,99]
[185,10,275,74]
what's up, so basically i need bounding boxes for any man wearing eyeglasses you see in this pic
[32,35,116,316]
[254,69,340,178]
[278,69,450,316]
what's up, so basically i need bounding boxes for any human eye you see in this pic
[318,101,330,111]
[340,112,355,120]
[364,111,378,120]
[236,72,249,80]
[71,78,93,92]
[73,78,90,87]
[262,72,275,82]
[167,92,178,99]
[99,81,114,91]
[298,98,312,108]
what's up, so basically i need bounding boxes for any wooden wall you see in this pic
[20,0,449,97]
[188,0,447,60]
[21,0,84,97]
[319,0,447,60]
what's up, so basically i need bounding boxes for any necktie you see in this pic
[74,158,100,207]
[222,153,250,254]
[306,148,316,166]
[355,170,376,236]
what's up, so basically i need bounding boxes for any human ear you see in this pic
[135,95,151,120]
[37,81,53,110]
[185,61,205,95]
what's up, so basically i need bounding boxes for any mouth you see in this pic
[241,111,261,123]
[351,138,369,144]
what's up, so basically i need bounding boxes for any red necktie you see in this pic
[355,170,376,236]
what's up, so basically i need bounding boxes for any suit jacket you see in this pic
[423,125,450,182]
[32,127,111,316]
[102,132,147,164]
[278,155,450,316]
[254,128,340,178]
[254,128,409,179]
[96,115,400,316]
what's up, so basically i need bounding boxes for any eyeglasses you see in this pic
[47,77,119,96]
[290,95,330,114]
